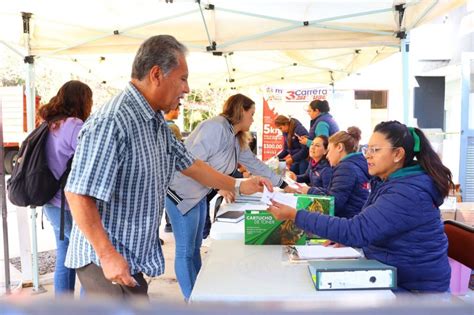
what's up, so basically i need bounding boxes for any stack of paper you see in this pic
[295,245,363,260]
[235,192,264,204]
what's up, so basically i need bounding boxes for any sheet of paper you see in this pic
[284,175,308,189]
[295,245,363,260]
[261,186,298,208]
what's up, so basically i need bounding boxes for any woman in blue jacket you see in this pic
[268,121,452,292]
[308,127,369,218]
[274,115,309,175]
[287,135,332,190]
[299,99,339,148]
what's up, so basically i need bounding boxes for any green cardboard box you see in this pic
[244,194,335,245]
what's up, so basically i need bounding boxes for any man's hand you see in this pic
[100,249,137,287]
[285,156,293,167]
[239,176,273,195]
[298,135,308,145]
[218,189,235,203]
[65,192,137,287]
[267,199,297,221]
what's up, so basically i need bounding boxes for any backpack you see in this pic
[7,121,73,240]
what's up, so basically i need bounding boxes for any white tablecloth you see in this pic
[191,240,395,303]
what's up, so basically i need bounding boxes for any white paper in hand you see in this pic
[284,175,308,190]
[261,186,298,208]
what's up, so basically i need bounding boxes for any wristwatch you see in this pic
[234,179,243,196]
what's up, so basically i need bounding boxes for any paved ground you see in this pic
[0,201,201,303]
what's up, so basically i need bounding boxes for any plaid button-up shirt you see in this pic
[65,82,195,276]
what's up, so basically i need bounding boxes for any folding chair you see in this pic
[444,220,474,269]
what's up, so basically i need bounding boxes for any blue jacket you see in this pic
[277,119,309,163]
[295,165,450,292]
[309,152,369,218]
[307,112,339,146]
[296,158,332,189]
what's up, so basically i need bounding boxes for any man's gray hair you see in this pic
[131,35,188,80]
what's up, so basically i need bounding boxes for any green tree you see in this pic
[182,88,232,132]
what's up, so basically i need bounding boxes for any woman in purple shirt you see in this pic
[38,80,93,296]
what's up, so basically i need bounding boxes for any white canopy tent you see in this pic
[0,0,459,52]
[0,0,464,89]
[0,0,465,128]
[0,0,466,294]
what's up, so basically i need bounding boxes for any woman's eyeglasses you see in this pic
[361,146,395,156]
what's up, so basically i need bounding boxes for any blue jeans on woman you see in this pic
[43,204,76,296]
[165,197,207,300]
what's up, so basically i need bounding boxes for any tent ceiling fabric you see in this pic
[0,0,465,88]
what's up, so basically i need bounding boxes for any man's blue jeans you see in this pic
[43,204,76,296]
[165,197,207,300]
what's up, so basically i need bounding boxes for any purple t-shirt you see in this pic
[45,117,83,209]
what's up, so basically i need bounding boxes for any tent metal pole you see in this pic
[22,12,44,294]
[217,7,298,24]
[217,6,394,49]
[309,24,393,36]
[218,24,301,49]
[312,52,359,62]
[224,54,234,83]
[110,33,204,50]
[408,0,439,29]
[25,62,35,132]
[401,33,410,125]
[119,9,199,34]
[0,97,11,295]
[30,206,45,293]
[0,41,24,58]
[309,7,393,24]
[219,6,395,27]
[37,34,112,58]
[37,9,200,57]
[197,2,214,48]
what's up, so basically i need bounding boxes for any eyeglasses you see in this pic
[361,146,395,156]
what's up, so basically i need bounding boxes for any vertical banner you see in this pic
[262,97,282,161]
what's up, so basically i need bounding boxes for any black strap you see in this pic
[59,189,66,240]
[58,157,73,241]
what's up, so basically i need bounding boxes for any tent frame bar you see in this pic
[309,24,393,36]
[0,41,24,57]
[217,24,301,50]
[408,0,439,29]
[27,1,443,59]
[37,9,201,57]
[197,2,214,49]
[217,6,397,50]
